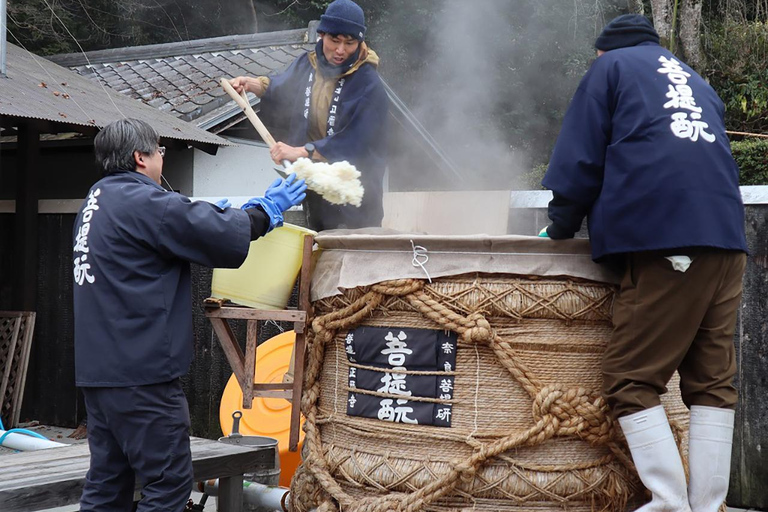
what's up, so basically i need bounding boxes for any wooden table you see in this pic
[0,436,275,512]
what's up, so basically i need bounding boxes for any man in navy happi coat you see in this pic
[230,0,389,231]
[540,14,747,512]
[73,118,305,511]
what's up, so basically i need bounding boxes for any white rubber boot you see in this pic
[687,405,735,512]
[619,405,692,512]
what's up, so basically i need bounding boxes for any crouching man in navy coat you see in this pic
[540,15,747,512]
[72,118,306,512]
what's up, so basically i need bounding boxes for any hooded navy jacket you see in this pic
[542,42,747,261]
[73,171,251,387]
[258,51,389,231]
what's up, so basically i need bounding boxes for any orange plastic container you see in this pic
[219,330,304,488]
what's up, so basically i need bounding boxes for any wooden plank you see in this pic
[209,317,247,391]
[729,205,768,509]
[252,383,292,391]
[382,191,510,235]
[289,331,305,453]
[290,234,313,451]
[251,389,292,399]
[217,475,244,512]
[20,215,79,427]
[1,479,86,511]
[12,124,39,311]
[243,320,257,409]
[11,312,35,426]
[0,314,21,426]
[0,437,275,512]
[205,308,305,322]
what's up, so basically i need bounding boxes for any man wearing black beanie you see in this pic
[540,13,746,512]
[228,0,389,232]
[594,13,660,51]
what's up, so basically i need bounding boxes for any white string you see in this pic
[410,240,432,283]
[160,174,175,192]
[5,25,94,123]
[264,319,284,333]
[40,0,127,119]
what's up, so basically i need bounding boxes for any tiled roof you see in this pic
[0,43,230,152]
[48,27,316,131]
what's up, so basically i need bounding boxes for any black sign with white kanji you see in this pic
[344,326,457,427]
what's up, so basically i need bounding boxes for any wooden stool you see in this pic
[204,234,313,452]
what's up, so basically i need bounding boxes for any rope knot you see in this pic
[532,385,613,444]
[462,313,492,343]
[454,460,477,482]
[312,317,326,334]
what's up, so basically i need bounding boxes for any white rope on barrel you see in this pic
[410,240,432,283]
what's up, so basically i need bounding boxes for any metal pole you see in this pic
[1,0,6,76]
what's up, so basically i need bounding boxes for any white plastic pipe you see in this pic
[0,429,68,451]
[199,479,290,511]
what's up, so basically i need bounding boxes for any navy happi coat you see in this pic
[259,52,389,230]
[542,42,747,261]
[73,171,251,387]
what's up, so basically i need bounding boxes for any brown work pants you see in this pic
[602,249,747,419]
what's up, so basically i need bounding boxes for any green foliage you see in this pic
[528,139,768,189]
[703,20,768,133]
[515,163,548,190]
[731,138,768,185]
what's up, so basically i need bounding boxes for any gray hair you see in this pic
[94,118,159,176]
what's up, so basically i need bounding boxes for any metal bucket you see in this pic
[218,411,282,511]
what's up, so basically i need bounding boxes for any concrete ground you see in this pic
[3,424,763,512]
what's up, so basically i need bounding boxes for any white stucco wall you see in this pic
[192,137,278,198]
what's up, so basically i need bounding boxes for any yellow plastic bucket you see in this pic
[211,223,315,310]
[220,330,304,488]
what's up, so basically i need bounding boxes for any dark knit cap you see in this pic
[317,0,367,41]
[595,14,660,51]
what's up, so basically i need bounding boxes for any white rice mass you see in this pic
[289,158,364,207]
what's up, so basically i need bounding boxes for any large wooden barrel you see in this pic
[292,233,690,512]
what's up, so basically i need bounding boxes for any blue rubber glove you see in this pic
[264,173,307,212]
[538,226,550,238]
[214,198,231,209]
[242,173,307,232]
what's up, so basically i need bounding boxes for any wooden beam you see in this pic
[204,307,305,322]
[12,123,39,311]
[209,317,247,391]
[216,474,244,512]
[243,320,257,409]
[726,130,768,139]
[290,234,314,451]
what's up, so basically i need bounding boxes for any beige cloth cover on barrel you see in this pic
[293,230,690,512]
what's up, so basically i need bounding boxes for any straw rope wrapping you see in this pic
[295,277,689,512]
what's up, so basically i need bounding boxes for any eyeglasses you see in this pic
[157,146,166,157]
